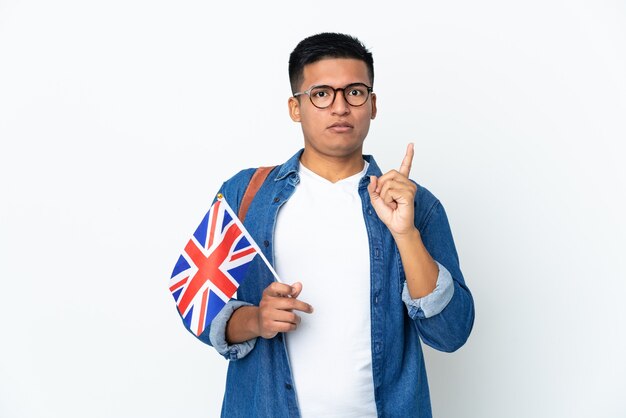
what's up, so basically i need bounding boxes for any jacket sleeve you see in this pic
[408,200,475,352]
[208,299,257,360]
[172,172,261,360]
[401,261,455,319]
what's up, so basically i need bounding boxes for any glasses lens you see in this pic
[344,84,370,106]
[309,86,335,108]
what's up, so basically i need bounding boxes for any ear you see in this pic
[288,97,301,122]
[370,93,377,120]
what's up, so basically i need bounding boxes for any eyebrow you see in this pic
[306,82,369,89]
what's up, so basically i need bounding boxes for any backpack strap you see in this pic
[238,166,276,222]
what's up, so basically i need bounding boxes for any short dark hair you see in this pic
[288,32,374,94]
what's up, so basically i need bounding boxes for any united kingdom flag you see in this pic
[169,195,260,337]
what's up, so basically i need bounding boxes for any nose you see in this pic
[330,89,350,115]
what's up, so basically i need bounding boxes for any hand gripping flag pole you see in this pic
[169,194,282,337]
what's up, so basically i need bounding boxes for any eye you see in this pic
[313,90,330,98]
[309,86,333,98]
[346,84,369,97]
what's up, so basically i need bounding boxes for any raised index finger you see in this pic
[399,143,414,177]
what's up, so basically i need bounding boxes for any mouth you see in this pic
[327,122,354,133]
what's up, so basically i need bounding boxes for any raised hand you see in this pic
[367,143,418,237]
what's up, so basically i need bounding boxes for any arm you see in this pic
[368,144,474,352]
[207,299,257,360]
[393,227,439,299]
[408,201,474,352]
[207,282,314,361]
[176,173,314,358]
[368,143,439,299]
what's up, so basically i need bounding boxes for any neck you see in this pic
[300,147,365,183]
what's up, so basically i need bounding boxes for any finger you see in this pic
[289,298,314,314]
[379,179,396,203]
[399,143,414,177]
[258,315,298,337]
[374,170,397,193]
[268,321,298,334]
[267,309,301,325]
[379,178,416,199]
[367,176,378,197]
[368,176,385,201]
[383,174,413,188]
[263,282,296,297]
[262,309,301,331]
[265,295,314,314]
[290,282,303,298]
[379,184,399,209]
[380,180,406,203]
[375,170,413,194]
[375,170,398,194]
[368,175,394,217]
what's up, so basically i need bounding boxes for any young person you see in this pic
[181,32,474,417]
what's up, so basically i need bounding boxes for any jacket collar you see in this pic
[274,149,304,181]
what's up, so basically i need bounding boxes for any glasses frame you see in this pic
[293,82,373,109]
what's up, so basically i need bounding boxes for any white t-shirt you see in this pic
[274,161,377,417]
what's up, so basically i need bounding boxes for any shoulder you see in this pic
[217,149,301,210]
[218,163,281,212]
[217,168,257,212]
[221,167,257,192]
[221,167,257,191]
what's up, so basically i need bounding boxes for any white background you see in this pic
[1,1,625,417]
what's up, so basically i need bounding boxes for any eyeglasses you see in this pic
[293,83,373,109]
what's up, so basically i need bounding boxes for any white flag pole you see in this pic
[218,194,283,284]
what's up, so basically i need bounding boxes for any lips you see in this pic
[328,121,354,132]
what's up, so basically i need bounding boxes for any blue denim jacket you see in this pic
[185,149,474,418]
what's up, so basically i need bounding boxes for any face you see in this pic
[288,58,377,160]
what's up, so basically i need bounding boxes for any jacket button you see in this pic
[263,240,269,247]
[273,197,280,203]
[285,383,292,390]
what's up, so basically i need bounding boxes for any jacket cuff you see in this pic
[208,299,257,361]
[402,261,455,319]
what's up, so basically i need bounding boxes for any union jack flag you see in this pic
[169,195,260,337]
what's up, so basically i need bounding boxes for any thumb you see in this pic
[368,176,390,216]
[367,175,378,198]
[290,282,303,298]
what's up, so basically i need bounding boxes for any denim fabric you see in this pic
[182,149,475,418]
[209,299,256,360]
[210,257,454,360]
[401,262,455,320]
